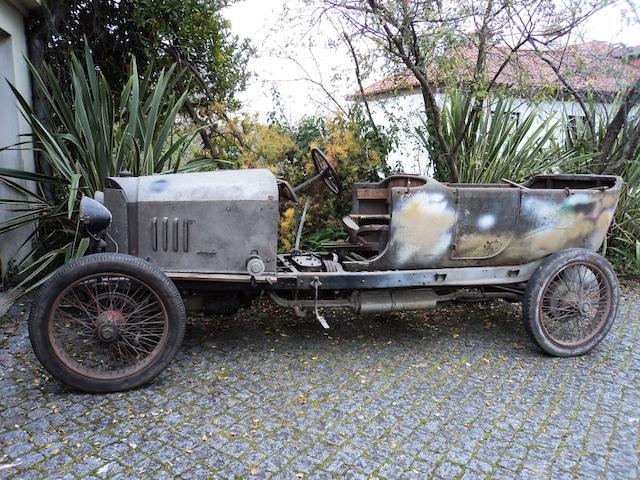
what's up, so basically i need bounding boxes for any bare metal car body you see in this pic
[102,170,621,295]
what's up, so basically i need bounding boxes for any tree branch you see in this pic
[529,39,597,139]
[343,32,381,139]
[601,76,640,173]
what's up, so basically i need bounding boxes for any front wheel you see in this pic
[523,248,619,357]
[29,253,186,392]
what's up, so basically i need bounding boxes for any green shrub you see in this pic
[240,107,396,251]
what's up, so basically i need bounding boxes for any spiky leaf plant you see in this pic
[0,44,207,288]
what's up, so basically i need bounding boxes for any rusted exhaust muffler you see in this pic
[351,289,439,314]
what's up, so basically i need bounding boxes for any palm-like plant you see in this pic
[423,93,592,183]
[610,155,640,272]
[0,44,206,288]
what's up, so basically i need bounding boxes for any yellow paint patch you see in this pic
[391,192,456,265]
[455,232,511,258]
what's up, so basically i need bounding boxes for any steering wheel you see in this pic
[311,148,342,195]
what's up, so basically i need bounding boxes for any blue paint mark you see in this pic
[150,179,168,192]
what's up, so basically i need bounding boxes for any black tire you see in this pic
[523,248,619,357]
[29,253,186,393]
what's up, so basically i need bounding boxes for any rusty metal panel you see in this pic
[376,179,458,269]
[499,187,620,263]
[452,188,520,259]
[104,169,279,274]
[137,199,278,273]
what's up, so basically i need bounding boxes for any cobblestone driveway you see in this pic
[1,284,639,480]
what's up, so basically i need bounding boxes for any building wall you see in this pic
[0,0,36,279]
[367,89,614,175]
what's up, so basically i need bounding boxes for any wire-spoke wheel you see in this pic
[523,248,619,357]
[50,273,169,379]
[30,254,185,392]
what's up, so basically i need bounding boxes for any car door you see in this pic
[450,187,521,260]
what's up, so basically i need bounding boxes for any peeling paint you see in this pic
[367,175,622,271]
[477,214,496,231]
[150,179,169,193]
[391,190,456,266]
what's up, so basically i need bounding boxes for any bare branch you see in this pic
[528,39,597,138]
[343,32,381,139]
[285,53,349,117]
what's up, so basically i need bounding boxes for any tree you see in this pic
[27,0,252,159]
[28,1,148,93]
[599,77,640,173]
[317,0,608,181]
[132,0,253,156]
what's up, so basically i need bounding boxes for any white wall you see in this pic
[0,0,36,279]
[366,88,614,175]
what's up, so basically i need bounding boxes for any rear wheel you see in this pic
[29,253,186,392]
[523,248,619,357]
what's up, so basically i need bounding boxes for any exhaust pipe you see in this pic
[269,288,443,318]
[351,288,439,314]
[270,288,519,318]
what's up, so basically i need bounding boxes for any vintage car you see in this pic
[29,149,623,392]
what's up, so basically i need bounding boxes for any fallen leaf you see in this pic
[97,465,109,475]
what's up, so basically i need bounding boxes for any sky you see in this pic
[224,0,640,123]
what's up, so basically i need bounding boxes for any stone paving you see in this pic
[1,284,639,479]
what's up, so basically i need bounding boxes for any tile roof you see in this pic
[358,41,640,99]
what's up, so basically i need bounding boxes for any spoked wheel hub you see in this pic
[95,310,125,342]
[579,301,593,315]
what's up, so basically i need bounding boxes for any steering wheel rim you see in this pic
[311,148,342,195]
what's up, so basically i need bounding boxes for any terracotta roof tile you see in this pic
[358,41,639,98]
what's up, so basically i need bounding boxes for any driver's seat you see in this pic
[342,214,389,250]
[340,174,425,251]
